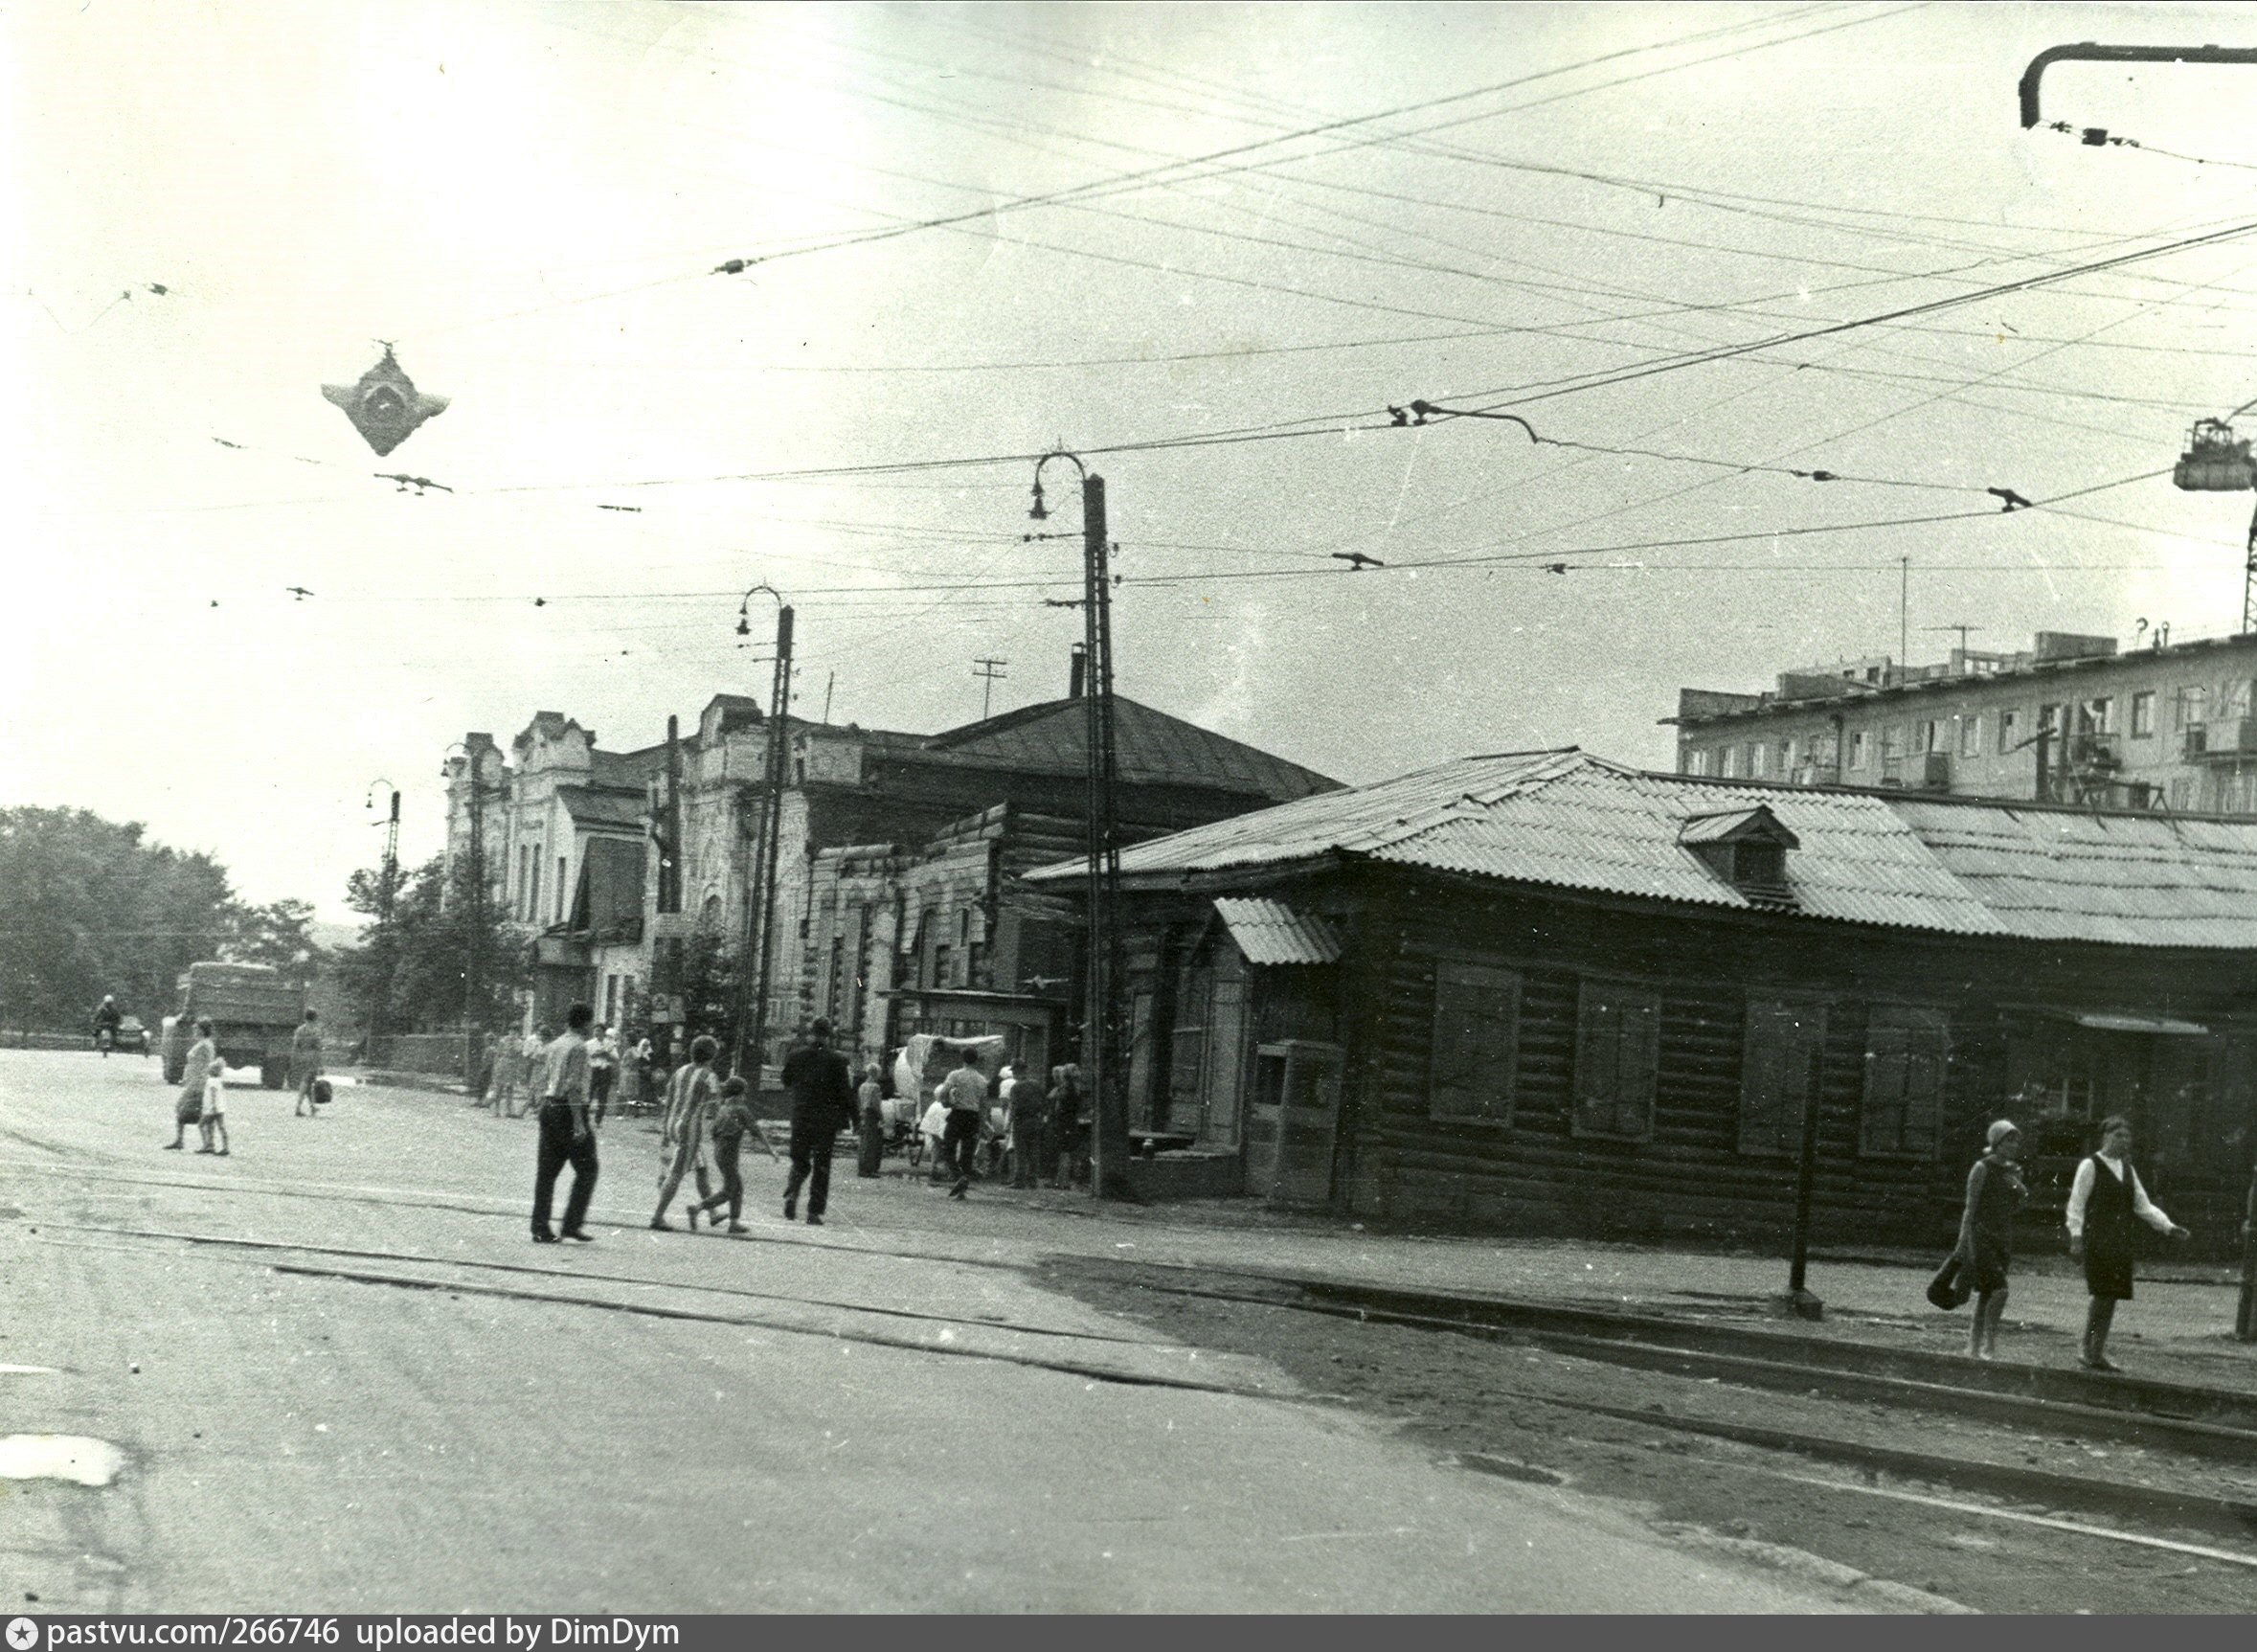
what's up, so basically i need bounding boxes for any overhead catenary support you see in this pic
[1032,452,1132,1200]
[735,585,793,1085]
[2019,43,2257,129]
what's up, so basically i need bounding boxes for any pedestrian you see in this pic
[630,1031,654,1111]
[1049,1064,1086,1189]
[166,1018,217,1150]
[693,1075,756,1234]
[1006,1061,1048,1189]
[937,1047,988,1201]
[94,995,122,1055]
[780,1018,855,1225]
[516,1027,548,1120]
[1951,1120,2026,1360]
[2066,1115,2191,1371]
[474,1030,499,1108]
[196,1056,231,1155]
[530,1005,598,1245]
[651,1034,720,1231]
[290,1008,325,1119]
[920,1093,950,1182]
[856,1061,886,1178]
[589,1023,618,1126]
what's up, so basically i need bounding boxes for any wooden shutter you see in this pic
[1740,999,1827,1156]
[1574,979,1659,1141]
[1429,961,1522,1123]
[1862,1006,1947,1156]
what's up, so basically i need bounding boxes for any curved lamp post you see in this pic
[734,584,794,1084]
[1031,450,1130,1200]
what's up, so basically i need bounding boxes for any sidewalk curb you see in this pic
[1647,1522,1976,1614]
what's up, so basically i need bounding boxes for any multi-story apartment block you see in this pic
[1673,630,2257,814]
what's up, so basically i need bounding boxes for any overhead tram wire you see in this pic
[570,3,1910,282]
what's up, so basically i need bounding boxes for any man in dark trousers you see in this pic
[530,1004,599,1244]
[780,1018,855,1225]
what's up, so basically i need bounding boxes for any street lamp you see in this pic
[734,583,794,1085]
[1030,449,1131,1201]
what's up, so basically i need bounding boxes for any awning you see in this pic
[2045,1010,2210,1037]
[566,837,646,945]
[1212,896,1342,965]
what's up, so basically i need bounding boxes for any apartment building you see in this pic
[1673,630,2257,814]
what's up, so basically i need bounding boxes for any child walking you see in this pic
[197,1057,231,1156]
[693,1075,756,1233]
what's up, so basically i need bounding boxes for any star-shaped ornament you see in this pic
[322,347,449,457]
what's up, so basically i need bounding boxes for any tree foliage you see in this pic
[0,805,324,1034]
[333,852,531,1035]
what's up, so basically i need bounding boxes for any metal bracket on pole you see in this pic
[2020,43,2257,128]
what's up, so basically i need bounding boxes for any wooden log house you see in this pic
[1025,749,2257,1256]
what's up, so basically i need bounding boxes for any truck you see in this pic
[158,962,307,1089]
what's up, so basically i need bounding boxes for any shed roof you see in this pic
[1211,897,1343,965]
[556,785,646,831]
[1026,749,2257,950]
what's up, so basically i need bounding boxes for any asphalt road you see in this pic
[0,1050,1878,1613]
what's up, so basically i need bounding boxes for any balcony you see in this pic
[2185,718,2257,761]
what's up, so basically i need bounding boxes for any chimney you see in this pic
[1069,644,1087,699]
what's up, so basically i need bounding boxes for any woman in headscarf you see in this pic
[1953,1119,2027,1361]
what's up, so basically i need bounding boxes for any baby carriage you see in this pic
[880,1094,924,1166]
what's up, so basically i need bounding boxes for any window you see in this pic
[1778,738,1795,777]
[1920,719,1946,754]
[1740,999,1827,1157]
[2131,690,2155,737]
[1683,748,1708,777]
[2170,778,2193,811]
[1997,708,2020,753]
[1958,715,1981,758]
[1749,742,1770,779]
[2039,703,2062,735]
[1573,979,1660,1141]
[555,855,568,923]
[1720,745,1741,779]
[1861,1005,1948,1158]
[528,854,542,925]
[1847,730,1867,771]
[2082,697,2113,735]
[2224,679,2253,720]
[2178,686,2208,730]
[1878,725,1903,770]
[1428,961,1522,1124]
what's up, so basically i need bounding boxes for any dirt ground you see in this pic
[1041,1256,2257,1614]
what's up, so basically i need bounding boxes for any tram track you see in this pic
[26,1220,1303,1402]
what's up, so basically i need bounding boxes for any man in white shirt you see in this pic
[937,1048,989,1201]
[2065,1115,2190,1371]
[530,1007,598,1244]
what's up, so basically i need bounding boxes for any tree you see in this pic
[227,897,325,987]
[0,806,248,1035]
[654,932,738,1052]
[333,852,530,1036]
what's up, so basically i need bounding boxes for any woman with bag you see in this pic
[1951,1120,2027,1361]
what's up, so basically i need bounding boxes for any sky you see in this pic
[10,1,2257,925]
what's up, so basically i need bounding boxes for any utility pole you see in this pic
[366,782,400,1049]
[973,657,1009,720]
[735,586,794,1085]
[1898,557,1909,684]
[1031,454,1131,1200]
[2238,1154,2257,1342]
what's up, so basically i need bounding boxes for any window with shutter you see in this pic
[1427,961,1522,1123]
[1573,979,1660,1140]
[1739,999,1827,1156]
[1861,1005,1948,1156]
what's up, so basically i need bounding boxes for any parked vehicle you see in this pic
[101,1015,151,1055]
[158,963,307,1089]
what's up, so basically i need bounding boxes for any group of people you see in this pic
[528,1008,865,1243]
[486,1023,638,1120]
[159,1007,327,1155]
[902,1052,1088,1197]
[1949,1114,2191,1369]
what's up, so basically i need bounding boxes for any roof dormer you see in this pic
[1678,805,1799,909]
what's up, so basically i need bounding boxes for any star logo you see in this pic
[7,1616,39,1651]
[322,347,449,457]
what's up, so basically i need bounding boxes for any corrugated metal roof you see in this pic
[556,786,646,830]
[1027,749,2257,950]
[1211,897,1342,965]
